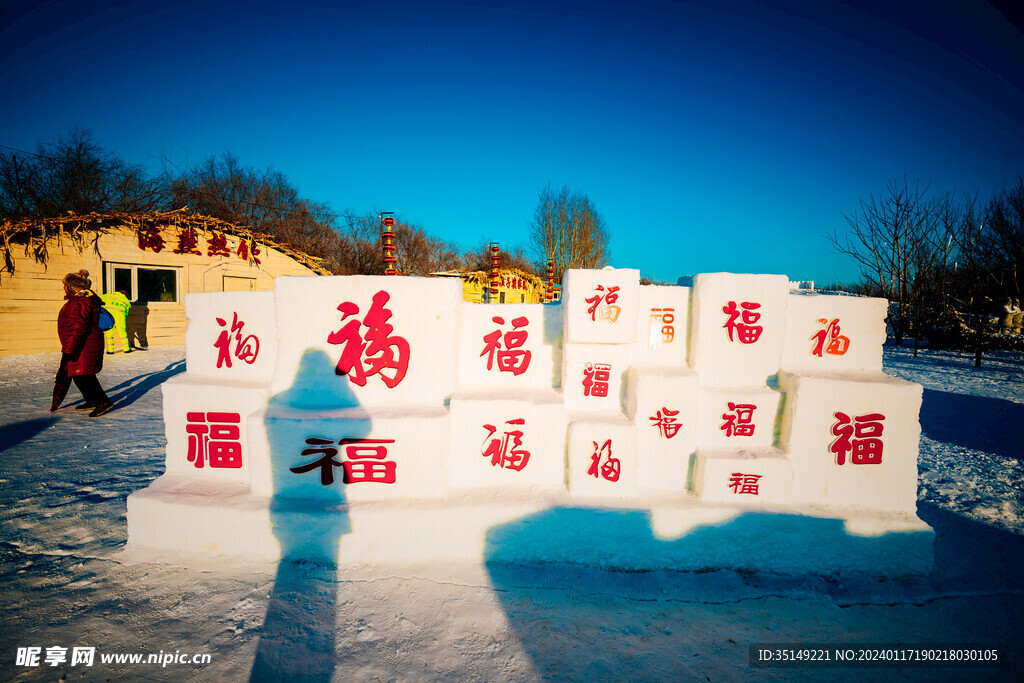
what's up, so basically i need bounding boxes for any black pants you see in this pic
[72,374,109,404]
[53,358,109,407]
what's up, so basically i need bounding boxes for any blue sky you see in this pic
[2,0,1022,285]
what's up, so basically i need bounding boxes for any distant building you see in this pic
[433,268,555,303]
[0,210,329,356]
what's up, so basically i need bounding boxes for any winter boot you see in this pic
[89,401,115,418]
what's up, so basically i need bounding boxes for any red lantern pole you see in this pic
[381,213,397,276]
[546,259,554,303]
[489,243,500,303]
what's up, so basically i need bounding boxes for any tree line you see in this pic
[0,129,609,280]
[830,177,1024,365]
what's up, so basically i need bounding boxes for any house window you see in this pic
[105,263,180,303]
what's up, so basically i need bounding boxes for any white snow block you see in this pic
[455,302,561,391]
[691,447,794,504]
[247,405,448,502]
[127,477,281,559]
[690,273,789,386]
[778,370,923,514]
[447,392,568,491]
[631,284,691,368]
[567,419,639,498]
[781,293,887,373]
[162,376,270,484]
[562,343,630,415]
[184,291,278,383]
[626,368,698,492]
[270,275,461,409]
[697,385,782,449]
[562,268,641,344]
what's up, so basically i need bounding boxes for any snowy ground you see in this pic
[0,346,1022,681]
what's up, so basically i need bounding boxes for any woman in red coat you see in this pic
[50,270,114,417]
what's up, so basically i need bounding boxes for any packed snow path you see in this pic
[1,346,1021,681]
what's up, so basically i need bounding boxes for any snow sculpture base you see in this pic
[126,271,935,576]
[127,481,933,575]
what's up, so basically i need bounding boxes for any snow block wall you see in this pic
[127,270,933,574]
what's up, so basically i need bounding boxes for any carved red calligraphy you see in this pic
[328,290,410,388]
[291,437,397,484]
[585,285,621,323]
[588,439,620,482]
[481,419,530,471]
[214,313,260,368]
[721,402,756,437]
[810,318,851,357]
[650,407,681,439]
[185,412,242,468]
[722,300,762,343]
[481,316,531,375]
[830,412,885,465]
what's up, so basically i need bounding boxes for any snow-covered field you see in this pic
[1,346,1021,681]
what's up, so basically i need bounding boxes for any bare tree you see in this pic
[984,177,1024,298]
[529,183,609,283]
[462,242,536,274]
[829,178,941,344]
[950,193,1000,366]
[164,152,343,266]
[0,128,162,218]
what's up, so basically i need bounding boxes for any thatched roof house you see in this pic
[0,209,329,356]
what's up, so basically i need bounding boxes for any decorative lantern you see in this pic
[489,243,500,303]
[546,259,554,303]
[381,214,397,276]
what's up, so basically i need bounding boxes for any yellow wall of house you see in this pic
[0,226,320,356]
[459,269,547,304]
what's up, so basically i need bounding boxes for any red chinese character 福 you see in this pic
[721,402,756,437]
[173,227,202,255]
[582,362,611,397]
[214,312,260,368]
[830,412,885,465]
[137,226,164,253]
[328,290,411,388]
[585,285,621,323]
[207,232,230,257]
[587,439,620,482]
[722,301,763,343]
[650,407,681,439]
[290,437,397,485]
[185,412,242,468]
[649,307,675,345]
[728,472,761,495]
[810,318,851,357]
[481,418,530,471]
[481,316,531,375]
